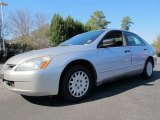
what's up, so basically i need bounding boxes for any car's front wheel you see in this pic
[141,59,153,79]
[60,65,92,102]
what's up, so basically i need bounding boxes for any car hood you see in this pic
[6,45,94,65]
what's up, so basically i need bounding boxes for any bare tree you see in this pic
[2,18,10,38]
[31,13,50,49]
[10,10,33,37]
[35,13,48,28]
[9,10,33,50]
[153,35,160,56]
[9,10,50,50]
[31,24,50,49]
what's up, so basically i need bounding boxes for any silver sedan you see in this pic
[0,29,157,101]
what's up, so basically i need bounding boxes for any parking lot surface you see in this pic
[0,59,160,120]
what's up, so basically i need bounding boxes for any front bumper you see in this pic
[1,66,63,96]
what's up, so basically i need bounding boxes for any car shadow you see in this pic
[22,70,160,107]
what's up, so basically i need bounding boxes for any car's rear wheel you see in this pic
[141,59,153,79]
[60,65,92,102]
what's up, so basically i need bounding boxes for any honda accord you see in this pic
[0,29,157,101]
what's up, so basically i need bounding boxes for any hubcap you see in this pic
[147,62,153,76]
[68,71,89,97]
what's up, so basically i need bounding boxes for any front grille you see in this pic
[4,64,16,70]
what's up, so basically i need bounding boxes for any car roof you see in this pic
[87,29,136,36]
[103,28,131,33]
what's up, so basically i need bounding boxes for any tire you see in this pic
[60,65,93,102]
[141,59,153,79]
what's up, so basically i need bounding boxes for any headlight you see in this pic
[15,57,52,71]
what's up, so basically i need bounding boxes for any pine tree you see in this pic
[50,14,66,46]
[65,16,76,39]
[74,20,86,34]
[86,10,110,30]
[121,16,134,31]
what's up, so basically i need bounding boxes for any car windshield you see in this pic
[60,30,105,46]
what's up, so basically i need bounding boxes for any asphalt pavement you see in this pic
[0,59,160,120]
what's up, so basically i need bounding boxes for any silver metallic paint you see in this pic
[1,29,157,96]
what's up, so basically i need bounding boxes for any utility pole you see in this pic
[0,1,7,58]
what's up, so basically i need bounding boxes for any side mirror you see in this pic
[100,39,116,48]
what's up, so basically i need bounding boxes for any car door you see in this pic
[97,30,132,82]
[123,32,149,71]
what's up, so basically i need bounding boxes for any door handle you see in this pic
[124,50,130,53]
[144,48,147,51]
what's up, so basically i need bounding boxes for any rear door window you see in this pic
[124,32,145,46]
